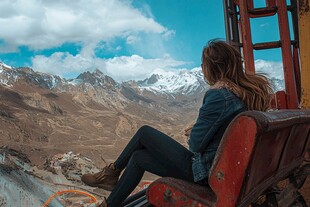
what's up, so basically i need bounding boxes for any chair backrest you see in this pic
[208,110,310,207]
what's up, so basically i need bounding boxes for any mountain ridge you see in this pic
[0,62,284,96]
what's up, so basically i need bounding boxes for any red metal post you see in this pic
[276,0,299,109]
[238,0,255,74]
[293,46,301,102]
[248,0,254,10]
[275,91,288,109]
[266,0,276,7]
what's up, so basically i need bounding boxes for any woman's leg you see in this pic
[114,125,193,172]
[107,149,194,207]
[81,125,193,191]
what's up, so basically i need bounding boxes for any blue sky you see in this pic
[0,0,285,81]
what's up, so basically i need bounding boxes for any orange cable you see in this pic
[41,189,97,207]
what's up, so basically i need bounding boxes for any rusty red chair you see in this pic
[146,110,310,206]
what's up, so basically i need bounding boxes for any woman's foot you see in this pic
[81,163,121,191]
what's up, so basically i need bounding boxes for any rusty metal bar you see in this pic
[288,0,300,90]
[248,0,277,17]
[238,0,255,74]
[253,41,282,50]
[293,46,301,103]
[289,0,299,41]
[289,0,301,103]
[248,7,278,17]
[277,0,299,109]
[248,0,254,10]
[253,40,297,50]
[223,0,241,52]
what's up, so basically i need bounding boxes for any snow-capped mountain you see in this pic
[136,68,284,94]
[0,62,12,70]
[0,62,63,89]
[137,68,208,95]
[0,62,17,86]
[0,62,208,96]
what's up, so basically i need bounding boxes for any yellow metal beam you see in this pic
[299,0,310,109]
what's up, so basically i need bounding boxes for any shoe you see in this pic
[97,197,108,207]
[81,162,121,191]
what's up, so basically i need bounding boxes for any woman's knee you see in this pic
[138,125,152,133]
[136,125,153,140]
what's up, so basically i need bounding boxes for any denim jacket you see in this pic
[189,88,246,182]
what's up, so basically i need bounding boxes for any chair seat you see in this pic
[147,177,217,207]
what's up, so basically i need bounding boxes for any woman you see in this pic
[81,40,273,207]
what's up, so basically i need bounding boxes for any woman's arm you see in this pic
[189,89,226,152]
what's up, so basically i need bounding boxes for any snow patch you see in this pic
[0,62,12,69]
[68,79,83,86]
[139,69,206,95]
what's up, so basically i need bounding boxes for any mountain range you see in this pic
[0,62,284,98]
[0,61,286,167]
[0,62,209,167]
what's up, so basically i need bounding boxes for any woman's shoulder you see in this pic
[204,90,243,111]
[204,88,225,99]
[202,89,227,106]
[205,88,236,99]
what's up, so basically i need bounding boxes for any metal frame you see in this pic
[223,0,300,109]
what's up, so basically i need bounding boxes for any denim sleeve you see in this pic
[189,89,226,152]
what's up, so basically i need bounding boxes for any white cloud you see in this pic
[31,53,187,81]
[31,52,283,82]
[105,55,187,81]
[255,59,283,79]
[162,30,176,40]
[126,35,139,45]
[0,0,172,52]
[259,23,270,27]
[31,52,96,77]
[1,0,180,79]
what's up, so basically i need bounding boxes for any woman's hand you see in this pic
[184,125,193,137]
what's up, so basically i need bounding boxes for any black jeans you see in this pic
[106,125,194,207]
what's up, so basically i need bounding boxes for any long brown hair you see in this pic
[201,39,273,111]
